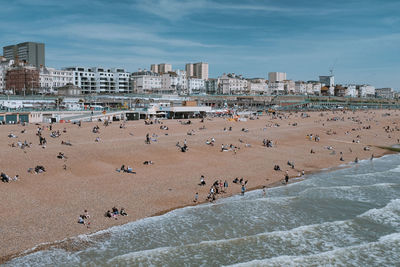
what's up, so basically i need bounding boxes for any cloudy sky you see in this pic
[1,0,399,88]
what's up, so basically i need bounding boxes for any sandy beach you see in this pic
[1,109,399,263]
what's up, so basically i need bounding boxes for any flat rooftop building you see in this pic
[3,42,45,68]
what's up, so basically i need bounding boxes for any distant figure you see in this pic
[285,173,289,184]
[241,184,246,195]
[355,157,359,163]
[194,192,199,203]
[262,186,267,197]
[370,154,374,160]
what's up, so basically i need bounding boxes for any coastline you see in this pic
[1,109,399,264]
[2,150,397,264]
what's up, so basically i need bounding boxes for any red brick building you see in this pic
[6,66,39,95]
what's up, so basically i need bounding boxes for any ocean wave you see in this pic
[358,199,400,228]
[227,232,400,267]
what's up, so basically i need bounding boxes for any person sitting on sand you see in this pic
[233,177,239,184]
[120,208,128,216]
[78,215,85,224]
[83,210,90,219]
[106,210,112,218]
[112,207,119,216]
[143,161,154,165]
[199,175,206,186]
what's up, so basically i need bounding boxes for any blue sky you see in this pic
[1,0,399,89]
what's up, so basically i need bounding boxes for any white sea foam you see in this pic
[358,199,400,228]
[227,233,400,267]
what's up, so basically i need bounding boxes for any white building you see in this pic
[130,69,161,94]
[357,85,375,98]
[219,73,248,95]
[39,67,73,94]
[187,78,205,94]
[161,70,187,95]
[268,72,287,83]
[311,82,322,95]
[246,78,268,95]
[295,81,307,95]
[375,88,395,99]
[269,81,285,95]
[345,85,357,97]
[0,57,14,93]
[64,67,130,94]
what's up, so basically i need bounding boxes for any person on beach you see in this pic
[224,180,228,192]
[120,208,128,216]
[262,186,267,197]
[241,184,246,195]
[194,192,199,203]
[285,172,289,185]
[199,175,206,186]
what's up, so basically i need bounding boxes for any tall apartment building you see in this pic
[5,65,39,94]
[130,69,162,94]
[151,63,172,74]
[268,72,286,83]
[185,62,208,80]
[3,42,45,68]
[64,67,130,94]
[39,67,73,93]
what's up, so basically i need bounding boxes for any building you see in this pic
[160,70,187,95]
[205,78,220,95]
[5,65,39,95]
[39,67,73,94]
[3,42,45,68]
[283,80,295,94]
[375,88,395,99]
[268,81,285,95]
[187,78,205,94]
[57,84,82,96]
[247,78,268,95]
[319,75,335,87]
[0,56,14,93]
[219,73,248,95]
[63,67,130,94]
[130,69,162,94]
[186,62,209,80]
[151,63,172,74]
[268,72,287,83]
[357,85,375,98]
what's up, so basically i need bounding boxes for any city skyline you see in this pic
[0,0,399,89]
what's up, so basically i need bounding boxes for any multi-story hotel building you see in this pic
[64,67,130,94]
[39,67,73,93]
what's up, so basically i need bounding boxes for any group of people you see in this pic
[1,172,18,183]
[118,165,136,174]
[78,210,91,227]
[262,139,274,147]
[105,207,127,219]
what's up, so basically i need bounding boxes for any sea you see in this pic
[6,153,400,266]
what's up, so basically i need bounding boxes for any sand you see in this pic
[0,109,399,263]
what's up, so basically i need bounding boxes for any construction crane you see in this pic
[329,59,338,76]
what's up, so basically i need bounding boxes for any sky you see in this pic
[0,0,399,89]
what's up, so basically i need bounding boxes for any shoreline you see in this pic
[2,149,397,264]
[1,109,399,264]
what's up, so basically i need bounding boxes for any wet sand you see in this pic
[0,109,399,263]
